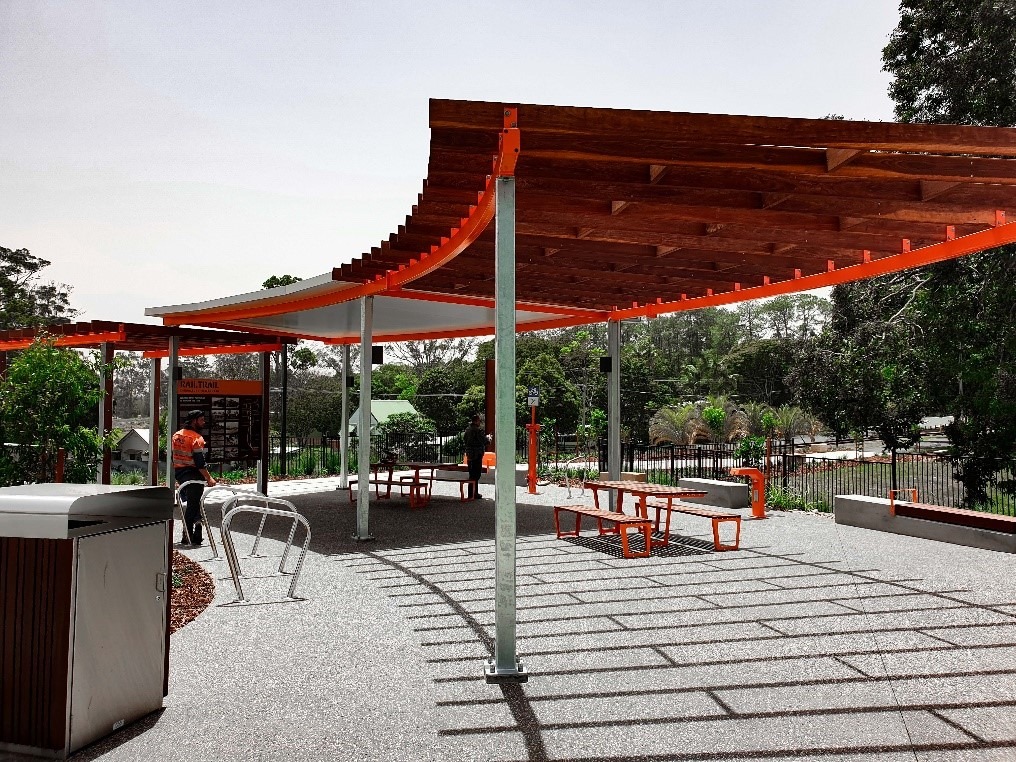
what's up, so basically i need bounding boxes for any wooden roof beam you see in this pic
[920,180,961,202]
[649,164,669,184]
[826,148,862,172]
[611,200,632,215]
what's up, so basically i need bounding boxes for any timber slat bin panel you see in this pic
[893,501,1016,534]
[0,537,74,752]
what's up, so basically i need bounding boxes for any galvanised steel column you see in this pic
[486,174,527,683]
[355,297,374,541]
[608,319,621,487]
[165,337,179,489]
[97,342,114,484]
[148,357,161,486]
[339,343,350,489]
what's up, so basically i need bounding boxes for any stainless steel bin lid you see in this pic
[0,484,174,539]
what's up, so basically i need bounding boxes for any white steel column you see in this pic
[354,297,374,541]
[165,337,179,488]
[148,357,161,486]
[607,319,621,485]
[339,343,350,490]
[486,174,527,683]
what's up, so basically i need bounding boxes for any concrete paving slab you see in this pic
[44,478,1016,762]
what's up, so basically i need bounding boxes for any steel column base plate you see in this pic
[484,657,528,684]
[352,534,376,542]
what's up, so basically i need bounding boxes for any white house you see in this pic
[349,400,421,435]
[111,428,150,472]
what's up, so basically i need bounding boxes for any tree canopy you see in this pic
[0,247,76,330]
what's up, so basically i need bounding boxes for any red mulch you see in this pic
[170,550,215,633]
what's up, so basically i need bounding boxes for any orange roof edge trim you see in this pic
[610,221,1016,322]
[0,330,127,352]
[161,107,521,328]
[142,342,285,359]
[323,313,600,345]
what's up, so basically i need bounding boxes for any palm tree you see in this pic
[649,404,696,445]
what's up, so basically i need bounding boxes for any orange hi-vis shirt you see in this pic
[172,428,207,471]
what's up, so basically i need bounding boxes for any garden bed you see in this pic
[170,550,215,633]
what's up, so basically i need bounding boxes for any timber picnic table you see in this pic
[582,479,709,547]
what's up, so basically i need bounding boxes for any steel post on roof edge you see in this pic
[166,337,179,499]
[607,319,621,491]
[97,341,114,484]
[354,296,375,542]
[339,344,350,490]
[148,357,161,486]
[486,173,527,684]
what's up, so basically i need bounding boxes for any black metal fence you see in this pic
[594,440,1016,515]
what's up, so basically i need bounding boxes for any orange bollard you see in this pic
[525,407,540,494]
[730,466,766,519]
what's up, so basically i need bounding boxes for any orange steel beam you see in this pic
[391,288,604,318]
[0,329,127,352]
[609,219,1016,322]
[142,342,285,359]
[162,108,521,328]
[323,312,606,345]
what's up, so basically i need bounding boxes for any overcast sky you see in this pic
[1,1,901,323]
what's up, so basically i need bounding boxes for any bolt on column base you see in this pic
[484,657,528,684]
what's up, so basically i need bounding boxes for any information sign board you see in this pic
[175,379,264,464]
[527,386,540,407]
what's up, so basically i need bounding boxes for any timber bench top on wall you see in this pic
[894,501,1016,534]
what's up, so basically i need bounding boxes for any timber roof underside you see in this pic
[336,100,1016,312]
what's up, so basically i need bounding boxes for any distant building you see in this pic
[349,400,421,435]
[111,428,150,472]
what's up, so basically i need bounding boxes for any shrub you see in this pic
[765,484,830,513]
[111,469,145,485]
[325,452,342,475]
[299,451,317,476]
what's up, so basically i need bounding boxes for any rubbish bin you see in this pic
[0,483,174,759]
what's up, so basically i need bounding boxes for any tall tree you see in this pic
[0,338,106,484]
[883,0,1016,126]
[879,0,1016,503]
[0,247,77,329]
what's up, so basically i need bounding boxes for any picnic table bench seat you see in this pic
[347,475,430,509]
[645,498,742,551]
[553,505,653,558]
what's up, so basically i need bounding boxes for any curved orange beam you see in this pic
[323,312,606,345]
[609,219,1016,322]
[162,108,521,327]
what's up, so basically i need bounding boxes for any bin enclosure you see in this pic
[0,484,173,759]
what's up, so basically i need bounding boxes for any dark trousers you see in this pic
[465,451,484,499]
[181,482,205,541]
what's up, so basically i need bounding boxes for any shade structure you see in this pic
[0,321,295,355]
[147,99,1016,337]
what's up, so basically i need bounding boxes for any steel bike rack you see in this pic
[175,480,208,546]
[198,486,265,560]
[219,496,311,603]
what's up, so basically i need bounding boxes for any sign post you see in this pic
[525,386,540,494]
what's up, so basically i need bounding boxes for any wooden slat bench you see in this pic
[646,498,742,551]
[554,505,653,558]
[430,466,485,501]
[892,501,1016,534]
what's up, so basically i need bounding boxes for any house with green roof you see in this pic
[349,400,421,435]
